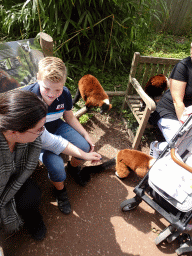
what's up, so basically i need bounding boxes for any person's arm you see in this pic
[62,142,101,161]
[41,128,69,154]
[63,110,95,151]
[169,78,187,120]
[41,128,101,161]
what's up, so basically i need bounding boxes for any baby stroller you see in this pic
[120,114,192,255]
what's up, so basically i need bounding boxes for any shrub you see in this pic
[1,0,167,67]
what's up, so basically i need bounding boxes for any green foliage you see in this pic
[122,109,137,132]
[65,60,129,99]
[79,113,93,124]
[1,0,167,68]
[136,33,191,59]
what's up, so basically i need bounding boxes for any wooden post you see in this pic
[39,32,53,57]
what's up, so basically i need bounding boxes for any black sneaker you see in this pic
[67,162,90,186]
[55,187,71,215]
[29,219,47,241]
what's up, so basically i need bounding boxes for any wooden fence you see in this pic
[156,0,192,35]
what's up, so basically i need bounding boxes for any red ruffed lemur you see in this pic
[72,74,112,114]
[78,149,155,184]
[114,149,155,179]
[140,74,169,111]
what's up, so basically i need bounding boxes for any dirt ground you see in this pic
[2,111,192,256]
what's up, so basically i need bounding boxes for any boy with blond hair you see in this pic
[22,57,101,215]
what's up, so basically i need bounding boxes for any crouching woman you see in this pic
[0,90,47,241]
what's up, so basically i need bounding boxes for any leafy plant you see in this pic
[1,0,168,68]
[79,113,93,124]
[122,109,137,132]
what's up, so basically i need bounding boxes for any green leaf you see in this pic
[62,20,70,37]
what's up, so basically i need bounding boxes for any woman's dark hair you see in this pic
[0,89,47,132]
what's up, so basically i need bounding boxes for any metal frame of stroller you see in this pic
[120,115,192,255]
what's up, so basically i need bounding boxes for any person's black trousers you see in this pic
[15,177,43,231]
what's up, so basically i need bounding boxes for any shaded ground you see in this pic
[2,111,192,256]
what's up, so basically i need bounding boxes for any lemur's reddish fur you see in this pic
[116,149,154,178]
[0,69,20,93]
[144,74,168,101]
[78,149,155,183]
[78,74,112,109]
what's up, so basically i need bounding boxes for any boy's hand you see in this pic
[84,133,95,151]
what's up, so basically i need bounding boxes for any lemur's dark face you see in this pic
[100,103,110,114]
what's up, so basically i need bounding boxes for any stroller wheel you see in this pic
[155,225,174,245]
[120,197,141,212]
[175,241,192,255]
[176,234,192,255]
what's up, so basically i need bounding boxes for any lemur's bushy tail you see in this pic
[72,88,81,105]
[100,157,116,171]
[76,158,116,185]
[82,158,116,174]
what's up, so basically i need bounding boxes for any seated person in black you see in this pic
[149,51,192,158]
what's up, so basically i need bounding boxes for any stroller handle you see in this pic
[171,148,192,173]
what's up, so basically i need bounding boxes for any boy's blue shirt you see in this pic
[21,82,71,155]
[21,82,73,124]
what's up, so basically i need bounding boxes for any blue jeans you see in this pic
[40,119,90,182]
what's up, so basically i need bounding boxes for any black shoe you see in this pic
[29,219,47,241]
[67,162,90,186]
[55,187,71,215]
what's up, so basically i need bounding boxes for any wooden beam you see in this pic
[74,106,87,118]
[106,91,125,96]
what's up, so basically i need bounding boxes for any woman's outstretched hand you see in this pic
[85,151,102,164]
